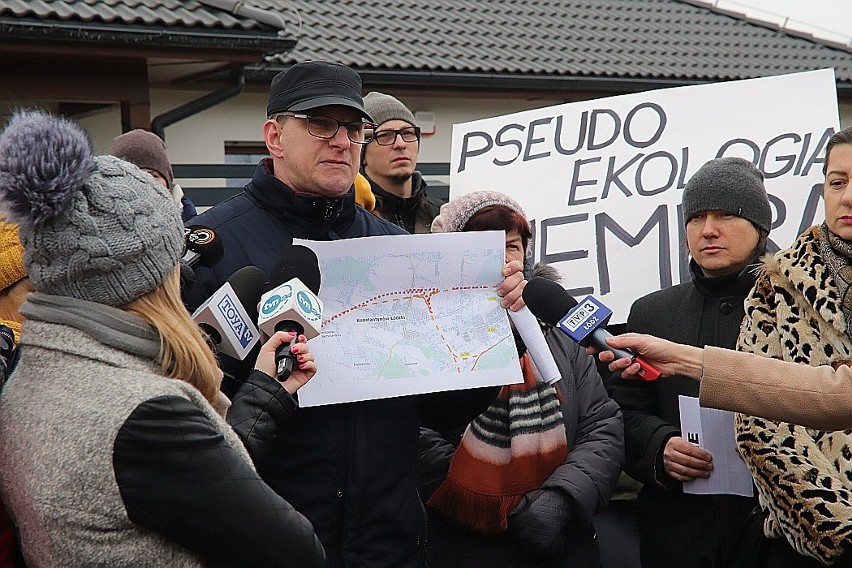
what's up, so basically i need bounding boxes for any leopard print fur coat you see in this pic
[736,225,852,565]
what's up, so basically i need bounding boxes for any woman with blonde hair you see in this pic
[0,109,325,567]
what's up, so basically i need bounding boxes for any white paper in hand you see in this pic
[509,306,560,384]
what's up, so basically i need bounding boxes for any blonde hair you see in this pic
[124,267,221,403]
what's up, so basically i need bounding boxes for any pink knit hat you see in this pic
[430,191,527,234]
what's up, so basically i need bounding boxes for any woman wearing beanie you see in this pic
[0,110,325,568]
[732,127,852,567]
[420,191,624,568]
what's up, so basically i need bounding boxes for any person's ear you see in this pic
[263,119,285,158]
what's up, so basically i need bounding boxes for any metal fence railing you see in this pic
[174,162,450,208]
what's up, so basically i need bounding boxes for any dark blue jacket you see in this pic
[186,159,494,568]
[185,158,406,308]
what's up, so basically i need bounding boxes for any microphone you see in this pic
[191,266,265,360]
[522,277,661,381]
[0,324,15,380]
[257,245,323,381]
[183,226,224,268]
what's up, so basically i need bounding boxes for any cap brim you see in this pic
[288,96,374,122]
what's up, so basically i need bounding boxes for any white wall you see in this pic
[65,85,852,208]
[77,90,563,166]
[75,88,852,167]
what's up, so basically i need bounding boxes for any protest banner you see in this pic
[450,69,840,321]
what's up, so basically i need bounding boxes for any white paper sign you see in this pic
[678,395,754,497]
[451,69,840,321]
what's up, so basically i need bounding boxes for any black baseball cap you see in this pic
[266,61,373,121]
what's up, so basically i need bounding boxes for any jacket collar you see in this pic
[689,256,760,298]
[246,158,357,238]
[365,171,426,212]
[763,225,845,333]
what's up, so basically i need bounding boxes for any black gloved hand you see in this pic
[508,488,573,561]
[179,261,195,310]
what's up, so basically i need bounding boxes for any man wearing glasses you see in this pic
[184,61,525,568]
[184,61,406,310]
[361,92,441,234]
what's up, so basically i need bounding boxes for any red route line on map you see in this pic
[324,284,499,372]
[323,285,491,326]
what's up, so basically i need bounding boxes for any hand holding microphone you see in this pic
[255,331,317,394]
[591,332,704,381]
[257,245,323,382]
[522,277,661,381]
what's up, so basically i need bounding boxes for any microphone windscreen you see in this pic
[186,226,224,268]
[522,276,578,327]
[267,245,321,294]
[227,265,266,324]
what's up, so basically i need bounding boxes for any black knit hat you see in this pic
[682,157,772,233]
[266,61,372,121]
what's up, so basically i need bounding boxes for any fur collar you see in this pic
[758,225,846,337]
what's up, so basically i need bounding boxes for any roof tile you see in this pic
[3,0,852,83]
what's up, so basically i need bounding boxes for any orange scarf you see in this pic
[427,353,568,533]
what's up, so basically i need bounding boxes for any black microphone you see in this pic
[522,277,660,381]
[258,245,323,381]
[0,324,15,382]
[183,226,224,268]
[228,265,266,325]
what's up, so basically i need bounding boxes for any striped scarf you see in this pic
[427,353,568,534]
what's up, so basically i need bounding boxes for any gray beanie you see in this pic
[0,109,184,307]
[682,157,771,233]
[363,92,416,127]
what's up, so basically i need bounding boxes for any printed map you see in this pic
[294,232,522,406]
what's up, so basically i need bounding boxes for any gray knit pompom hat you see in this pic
[0,109,184,306]
[682,157,771,233]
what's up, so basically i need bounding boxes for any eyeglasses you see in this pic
[372,126,421,146]
[273,112,377,145]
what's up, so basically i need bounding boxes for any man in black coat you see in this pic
[185,61,525,568]
[608,158,771,568]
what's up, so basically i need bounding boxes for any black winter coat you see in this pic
[419,328,624,568]
[187,160,496,568]
[365,171,442,235]
[608,260,759,568]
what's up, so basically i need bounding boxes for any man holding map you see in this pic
[184,61,525,568]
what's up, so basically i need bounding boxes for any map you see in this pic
[294,231,522,406]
